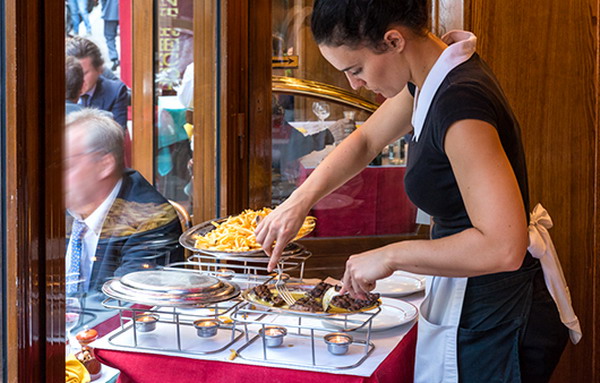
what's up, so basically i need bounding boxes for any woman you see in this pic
[255,1,577,381]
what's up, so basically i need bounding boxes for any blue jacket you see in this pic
[67,169,184,293]
[101,0,119,21]
[66,101,83,116]
[89,76,128,129]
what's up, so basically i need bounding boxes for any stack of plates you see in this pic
[102,269,240,307]
[375,271,426,297]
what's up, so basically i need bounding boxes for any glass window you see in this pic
[154,0,194,214]
[271,1,417,238]
[63,2,203,368]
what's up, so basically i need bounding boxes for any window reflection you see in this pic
[64,111,183,336]
[271,0,417,237]
[154,0,194,212]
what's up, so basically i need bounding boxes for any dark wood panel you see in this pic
[466,0,598,381]
[248,0,273,210]
[220,1,250,216]
[299,228,430,280]
[192,0,219,223]
[43,0,67,380]
[5,0,65,381]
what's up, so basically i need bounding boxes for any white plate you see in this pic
[321,297,418,332]
[375,271,426,297]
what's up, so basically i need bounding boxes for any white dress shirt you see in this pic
[66,179,122,291]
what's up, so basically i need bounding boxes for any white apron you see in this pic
[413,31,582,383]
[412,30,477,383]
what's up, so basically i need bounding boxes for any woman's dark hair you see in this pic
[311,0,428,51]
[66,36,104,69]
[65,56,84,101]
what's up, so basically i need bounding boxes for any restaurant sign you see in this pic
[272,55,299,69]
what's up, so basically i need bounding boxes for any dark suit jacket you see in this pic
[89,76,129,129]
[68,169,184,293]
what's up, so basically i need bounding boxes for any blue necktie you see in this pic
[66,220,87,295]
[80,94,90,108]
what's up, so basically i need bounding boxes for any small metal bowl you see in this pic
[134,313,159,333]
[258,326,287,347]
[215,268,235,280]
[193,319,220,338]
[324,332,353,355]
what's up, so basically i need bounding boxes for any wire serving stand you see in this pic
[179,244,312,281]
[230,300,381,370]
[101,297,245,355]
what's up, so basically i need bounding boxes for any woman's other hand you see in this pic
[340,249,395,299]
[255,197,311,272]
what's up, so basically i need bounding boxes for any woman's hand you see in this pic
[255,196,311,272]
[340,249,395,299]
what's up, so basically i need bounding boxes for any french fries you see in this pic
[193,208,316,252]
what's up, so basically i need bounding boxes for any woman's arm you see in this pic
[256,86,415,270]
[341,119,529,297]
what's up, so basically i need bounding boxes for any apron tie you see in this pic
[527,203,582,344]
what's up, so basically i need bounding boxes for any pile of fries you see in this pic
[193,208,316,252]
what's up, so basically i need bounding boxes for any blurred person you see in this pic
[65,109,184,296]
[66,55,115,120]
[66,36,128,130]
[67,0,93,36]
[272,95,351,175]
[101,0,120,71]
[66,56,84,115]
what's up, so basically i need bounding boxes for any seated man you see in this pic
[65,56,84,115]
[65,109,184,298]
[66,36,129,130]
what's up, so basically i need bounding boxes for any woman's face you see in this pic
[319,43,408,99]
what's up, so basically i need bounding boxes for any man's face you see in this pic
[78,57,101,95]
[64,127,104,215]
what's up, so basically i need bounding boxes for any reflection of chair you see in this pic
[169,200,192,260]
[169,199,192,230]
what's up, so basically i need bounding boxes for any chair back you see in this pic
[168,200,192,260]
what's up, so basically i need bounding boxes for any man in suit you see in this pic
[65,109,184,297]
[66,36,128,130]
[101,0,120,71]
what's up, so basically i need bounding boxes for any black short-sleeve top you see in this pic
[404,53,529,240]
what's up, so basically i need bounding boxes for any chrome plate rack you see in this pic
[101,297,245,355]
[230,301,381,370]
[169,244,312,283]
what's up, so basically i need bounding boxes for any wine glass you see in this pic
[312,101,331,130]
[66,296,82,354]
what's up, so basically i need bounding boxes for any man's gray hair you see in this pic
[66,109,125,172]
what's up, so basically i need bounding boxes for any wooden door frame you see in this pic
[131,0,154,182]
[5,0,65,381]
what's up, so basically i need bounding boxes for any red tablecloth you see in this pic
[95,325,416,383]
[298,165,417,237]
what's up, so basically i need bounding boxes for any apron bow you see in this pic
[527,203,582,344]
[528,204,553,256]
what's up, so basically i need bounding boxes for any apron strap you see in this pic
[527,203,582,344]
